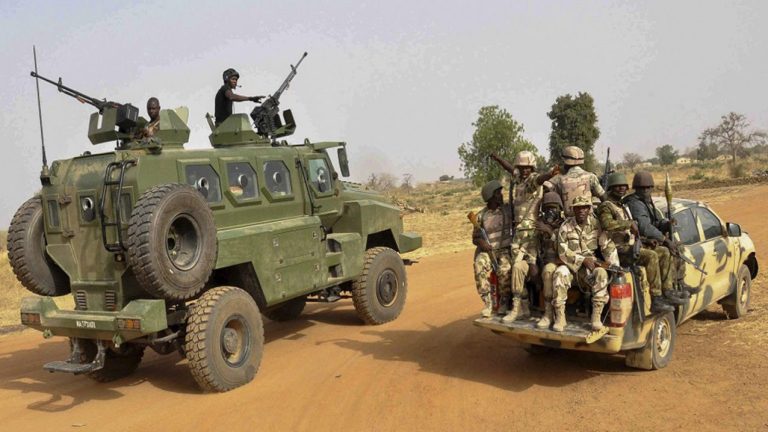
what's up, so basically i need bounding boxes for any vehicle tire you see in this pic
[7,197,70,296]
[127,184,217,301]
[70,339,146,383]
[624,311,676,370]
[184,286,264,392]
[263,296,307,322]
[351,247,407,325]
[722,265,751,319]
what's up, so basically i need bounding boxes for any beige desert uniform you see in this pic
[473,204,514,306]
[545,166,605,217]
[508,173,543,297]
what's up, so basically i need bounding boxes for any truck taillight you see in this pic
[21,312,41,325]
[609,281,632,327]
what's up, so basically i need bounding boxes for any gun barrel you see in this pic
[29,71,113,111]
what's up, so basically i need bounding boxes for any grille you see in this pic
[74,290,88,310]
[104,290,117,311]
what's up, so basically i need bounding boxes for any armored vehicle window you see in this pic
[185,165,222,203]
[695,207,723,241]
[308,158,333,193]
[263,160,292,196]
[674,208,700,245]
[226,162,258,200]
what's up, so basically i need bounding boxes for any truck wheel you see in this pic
[263,296,307,322]
[71,339,146,383]
[127,184,217,301]
[722,265,751,319]
[351,247,407,325]
[184,286,264,392]
[625,311,676,370]
[7,197,70,296]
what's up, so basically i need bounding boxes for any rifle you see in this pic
[600,147,613,190]
[594,260,625,275]
[250,52,307,138]
[663,173,707,275]
[467,211,500,273]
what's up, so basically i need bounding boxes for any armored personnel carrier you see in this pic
[8,56,421,392]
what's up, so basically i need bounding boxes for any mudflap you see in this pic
[44,339,106,375]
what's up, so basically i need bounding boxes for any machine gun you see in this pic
[250,52,307,139]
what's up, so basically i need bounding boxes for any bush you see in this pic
[688,171,707,181]
[729,163,747,178]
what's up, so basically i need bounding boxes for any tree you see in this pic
[696,141,719,161]
[457,105,538,186]
[699,112,768,164]
[401,173,414,191]
[366,172,397,191]
[547,92,600,170]
[622,152,643,169]
[655,145,679,166]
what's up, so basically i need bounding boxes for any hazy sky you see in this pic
[1,0,767,226]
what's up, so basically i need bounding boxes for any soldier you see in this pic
[472,180,514,317]
[215,68,265,126]
[624,171,693,302]
[553,195,619,331]
[545,146,605,217]
[136,97,161,139]
[596,173,677,313]
[533,192,566,329]
[491,151,558,322]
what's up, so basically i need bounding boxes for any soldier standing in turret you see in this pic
[545,146,605,217]
[553,195,619,331]
[597,173,677,313]
[490,152,558,322]
[135,97,161,139]
[472,181,514,317]
[533,192,566,329]
[215,68,265,126]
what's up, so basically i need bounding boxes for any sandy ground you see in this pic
[0,185,766,431]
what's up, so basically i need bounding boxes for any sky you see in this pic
[1,0,767,226]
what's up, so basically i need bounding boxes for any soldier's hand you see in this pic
[630,221,639,237]
[535,220,553,235]
[490,153,500,162]
[250,96,264,102]
[662,238,675,250]
[582,257,596,271]
[550,165,561,176]
[479,240,493,253]
[645,238,658,249]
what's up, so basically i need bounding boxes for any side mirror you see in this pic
[337,147,350,177]
[726,222,742,237]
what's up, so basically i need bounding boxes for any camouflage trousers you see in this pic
[510,229,539,264]
[654,245,675,292]
[473,249,512,298]
[509,261,531,298]
[539,262,559,302]
[552,265,609,306]
[619,246,662,296]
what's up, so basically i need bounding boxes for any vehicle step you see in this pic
[44,359,102,375]
[474,316,609,344]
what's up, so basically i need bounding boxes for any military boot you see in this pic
[497,293,510,316]
[481,294,493,318]
[552,305,566,332]
[591,302,605,331]
[536,303,553,329]
[502,296,522,323]
[651,296,675,313]
[519,297,531,319]
[663,290,687,306]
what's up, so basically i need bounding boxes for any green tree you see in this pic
[696,141,719,161]
[547,92,600,170]
[457,105,537,186]
[655,144,679,166]
[699,112,768,164]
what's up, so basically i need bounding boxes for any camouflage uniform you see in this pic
[533,196,564,329]
[473,204,514,315]
[545,166,605,217]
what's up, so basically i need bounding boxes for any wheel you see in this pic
[70,339,145,383]
[7,197,70,296]
[625,311,676,370]
[351,247,407,325]
[722,265,751,319]
[184,286,264,392]
[127,184,217,301]
[263,296,307,322]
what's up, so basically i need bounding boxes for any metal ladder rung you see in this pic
[99,160,136,252]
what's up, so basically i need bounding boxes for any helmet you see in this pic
[223,68,240,83]
[571,194,592,208]
[562,146,584,165]
[632,171,655,188]
[514,151,536,167]
[541,191,563,209]
[481,180,503,202]
[606,172,628,189]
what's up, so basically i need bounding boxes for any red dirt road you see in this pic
[1,186,766,431]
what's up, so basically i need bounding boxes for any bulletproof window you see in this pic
[695,207,723,241]
[307,158,333,193]
[674,209,700,245]
[263,160,292,196]
[226,162,259,200]
[185,165,222,203]
[46,199,60,228]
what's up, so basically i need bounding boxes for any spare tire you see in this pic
[127,184,217,301]
[7,197,70,296]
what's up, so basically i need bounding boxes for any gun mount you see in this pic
[250,52,307,140]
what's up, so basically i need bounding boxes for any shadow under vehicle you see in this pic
[475,198,757,370]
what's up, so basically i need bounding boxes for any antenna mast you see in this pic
[33,45,49,178]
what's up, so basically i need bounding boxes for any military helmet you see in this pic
[606,172,629,189]
[514,151,536,167]
[481,180,503,202]
[223,68,240,83]
[541,191,563,209]
[561,146,584,165]
[632,171,655,188]
[571,194,593,208]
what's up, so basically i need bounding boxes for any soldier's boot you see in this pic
[502,296,522,323]
[663,290,687,306]
[591,302,605,331]
[651,296,675,313]
[551,305,566,332]
[497,293,510,316]
[536,303,553,329]
[519,298,531,319]
[481,294,493,318]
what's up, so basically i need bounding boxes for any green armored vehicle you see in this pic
[9,57,421,392]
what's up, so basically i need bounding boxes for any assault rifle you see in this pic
[600,147,613,190]
[467,211,500,273]
[251,52,307,139]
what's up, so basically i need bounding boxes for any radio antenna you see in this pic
[33,45,49,176]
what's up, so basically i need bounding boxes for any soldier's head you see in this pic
[541,191,563,225]
[632,171,655,201]
[606,172,629,198]
[481,180,503,209]
[514,151,536,179]
[146,97,160,122]
[571,194,592,224]
[223,68,240,88]
[561,146,584,171]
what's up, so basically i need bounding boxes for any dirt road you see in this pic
[1,186,766,431]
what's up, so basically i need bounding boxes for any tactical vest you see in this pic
[511,179,542,230]
[539,222,562,264]
[603,200,635,246]
[560,173,591,216]
[481,206,513,250]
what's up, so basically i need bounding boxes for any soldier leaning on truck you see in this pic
[214,68,265,126]
[472,180,514,317]
[544,146,605,217]
[490,151,558,323]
